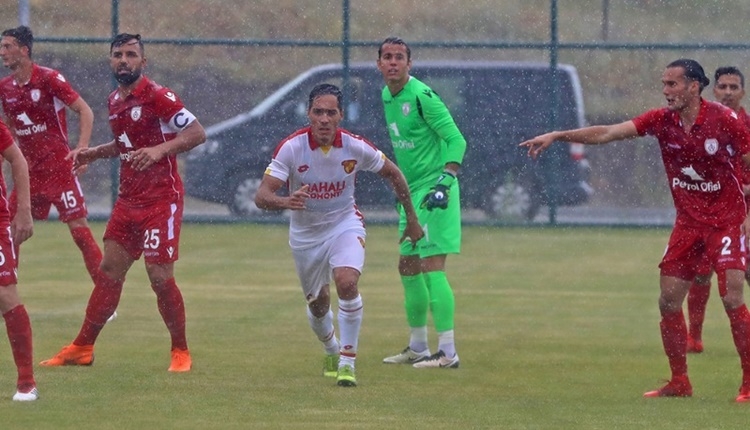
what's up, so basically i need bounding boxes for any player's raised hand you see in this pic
[519,133,556,159]
[287,184,310,210]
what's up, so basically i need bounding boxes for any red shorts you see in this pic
[103,198,183,264]
[660,222,746,280]
[695,251,712,277]
[0,224,18,286]
[10,173,88,223]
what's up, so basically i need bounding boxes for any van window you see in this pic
[468,69,578,137]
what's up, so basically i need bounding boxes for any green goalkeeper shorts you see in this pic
[398,180,462,257]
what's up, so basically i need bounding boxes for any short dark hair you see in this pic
[308,83,342,110]
[714,66,745,89]
[378,36,411,60]
[110,33,143,54]
[1,26,33,57]
[667,58,710,93]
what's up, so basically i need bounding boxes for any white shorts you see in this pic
[292,230,366,303]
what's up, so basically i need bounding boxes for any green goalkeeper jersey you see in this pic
[381,76,467,191]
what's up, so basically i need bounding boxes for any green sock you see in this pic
[401,274,429,327]
[424,271,455,332]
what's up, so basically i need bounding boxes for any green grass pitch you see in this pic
[3,222,750,429]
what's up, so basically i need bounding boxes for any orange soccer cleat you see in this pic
[643,375,693,398]
[168,348,192,372]
[39,343,94,366]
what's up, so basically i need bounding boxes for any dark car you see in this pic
[185,61,592,220]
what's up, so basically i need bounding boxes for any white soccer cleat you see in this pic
[13,387,39,402]
[412,350,459,369]
[382,346,431,364]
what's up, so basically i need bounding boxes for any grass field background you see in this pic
[2,222,750,429]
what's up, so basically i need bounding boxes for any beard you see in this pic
[114,69,141,85]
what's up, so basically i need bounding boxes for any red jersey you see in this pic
[108,76,196,206]
[0,123,13,222]
[632,99,750,228]
[0,64,79,178]
[734,107,750,187]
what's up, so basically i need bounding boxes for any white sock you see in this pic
[437,330,456,357]
[307,307,338,355]
[337,295,363,361]
[409,326,429,353]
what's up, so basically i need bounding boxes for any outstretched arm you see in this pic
[520,120,639,159]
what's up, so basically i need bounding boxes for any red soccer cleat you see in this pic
[686,336,704,354]
[643,375,693,398]
[736,386,750,403]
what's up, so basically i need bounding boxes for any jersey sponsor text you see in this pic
[672,177,721,192]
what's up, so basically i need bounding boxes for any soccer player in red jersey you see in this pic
[0,26,104,289]
[0,121,36,401]
[686,66,750,354]
[521,59,750,403]
[39,33,206,372]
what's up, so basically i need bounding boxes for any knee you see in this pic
[333,272,359,300]
[721,290,744,310]
[658,295,682,314]
[308,296,330,318]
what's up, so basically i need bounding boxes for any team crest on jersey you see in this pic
[401,103,411,116]
[131,106,142,121]
[341,159,357,174]
[704,138,718,155]
[298,164,309,173]
[30,89,40,102]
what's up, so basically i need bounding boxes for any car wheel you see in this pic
[487,181,541,221]
[228,176,267,217]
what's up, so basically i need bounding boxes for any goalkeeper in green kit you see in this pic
[377,37,467,368]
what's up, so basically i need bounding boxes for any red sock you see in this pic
[70,227,103,282]
[154,278,188,351]
[726,304,750,387]
[660,309,688,378]
[73,272,123,346]
[687,281,710,340]
[3,305,35,390]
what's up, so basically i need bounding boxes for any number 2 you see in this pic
[721,236,732,255]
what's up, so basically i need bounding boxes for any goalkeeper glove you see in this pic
[420,171,456,211]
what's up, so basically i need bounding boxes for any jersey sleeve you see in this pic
[46,71,81,106]
[726,111,750,157]
[151,87,195,131]
[0,122,15,152]
[417,90,467,165]
[632,109,662,137]
[346,132,386,173]
[264,141,293,182]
